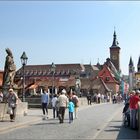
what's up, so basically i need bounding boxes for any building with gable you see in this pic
[13,30,123,97]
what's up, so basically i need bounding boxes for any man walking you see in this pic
[57,89,68,123]
[87,92,92,105]
[41,89,49,120]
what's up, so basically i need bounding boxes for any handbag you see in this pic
[10,103,15,107]
[7,107,13,114]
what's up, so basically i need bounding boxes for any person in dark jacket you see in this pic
[87,92,92,105]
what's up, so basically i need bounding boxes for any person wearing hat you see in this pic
[6,88,18,122]
[129,90,140,130]
[57,89,68,123]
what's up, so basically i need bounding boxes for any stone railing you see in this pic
[0,102,28,120]
[23,96,88,108]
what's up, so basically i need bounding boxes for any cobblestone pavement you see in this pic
[0,102,138,139]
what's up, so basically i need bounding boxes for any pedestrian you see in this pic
[97,93,101,103]
[122,101,130,127]
[71,92,79,119]
[87,92,92,105]
[6,88,18,122]
[51,94,58,119]
[112,94,116,104]
[107,95,110,102]
[41,89,49,120]
[0,90,3,103]
[57,89,68,123]
[101,94,104,103]
[68,99,75,123]
[129,90,140,130]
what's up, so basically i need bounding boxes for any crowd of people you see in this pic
[0,88,79,124]
[41,88,79,124]
[86,92,111,105]
[1,87,140,129]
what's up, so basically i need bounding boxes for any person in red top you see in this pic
[129,90,140,130]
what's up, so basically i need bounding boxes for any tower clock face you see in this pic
[112,55,117,60]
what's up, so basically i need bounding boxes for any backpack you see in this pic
[72,96,79,107]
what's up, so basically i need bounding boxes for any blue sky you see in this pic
[0,1,140,75]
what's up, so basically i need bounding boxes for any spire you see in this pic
[137,56,140,72]
[90,58,91,65]
[129,56,134,66]
[138,56,140,66]
[97,58,100,65]
[111,29,119,48]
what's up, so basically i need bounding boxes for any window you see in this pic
[106,77,110,81]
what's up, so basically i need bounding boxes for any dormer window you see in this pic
[106,77,110,81]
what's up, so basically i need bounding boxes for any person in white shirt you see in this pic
[97,93,101,103]
[57,89,68,123]
[51,94,58,118]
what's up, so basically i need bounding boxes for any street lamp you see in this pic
[20,52,28,102]
[51,62,56,96]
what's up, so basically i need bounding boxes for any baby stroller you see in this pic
[122,102,130,127]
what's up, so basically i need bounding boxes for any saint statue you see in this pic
[2,48,16,90]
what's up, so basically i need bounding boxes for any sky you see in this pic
[0,1,140,75]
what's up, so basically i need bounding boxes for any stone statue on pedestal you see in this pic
[2,48,16,95]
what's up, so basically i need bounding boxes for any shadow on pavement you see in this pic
[30,118,70,126]
[116,126,138,139]
[105,123,138,139]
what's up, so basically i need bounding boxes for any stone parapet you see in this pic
[0,102,28,120]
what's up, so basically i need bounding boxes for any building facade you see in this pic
[0,30,123,97]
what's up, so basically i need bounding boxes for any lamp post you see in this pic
[20,52,28,102]
[51,62,56,97]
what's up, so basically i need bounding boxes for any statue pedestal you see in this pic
[2,86,10,95]
[0,102,28,120]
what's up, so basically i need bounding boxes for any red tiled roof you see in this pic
[16,63,84,77]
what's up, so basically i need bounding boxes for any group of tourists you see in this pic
[123,90,140,130]
[112,93,123,104]
[41,89,79,124]
[0,87,79,124]
[86,92,110,105]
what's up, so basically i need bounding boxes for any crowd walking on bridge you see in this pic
[41,88,79,124]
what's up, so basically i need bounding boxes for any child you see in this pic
[68,99,75,123]
[51,94,58,118]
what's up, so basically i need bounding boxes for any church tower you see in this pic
[129,56,135,91]
[135,56,140,90]
[110,30,120,72]
[137,56,140,72]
